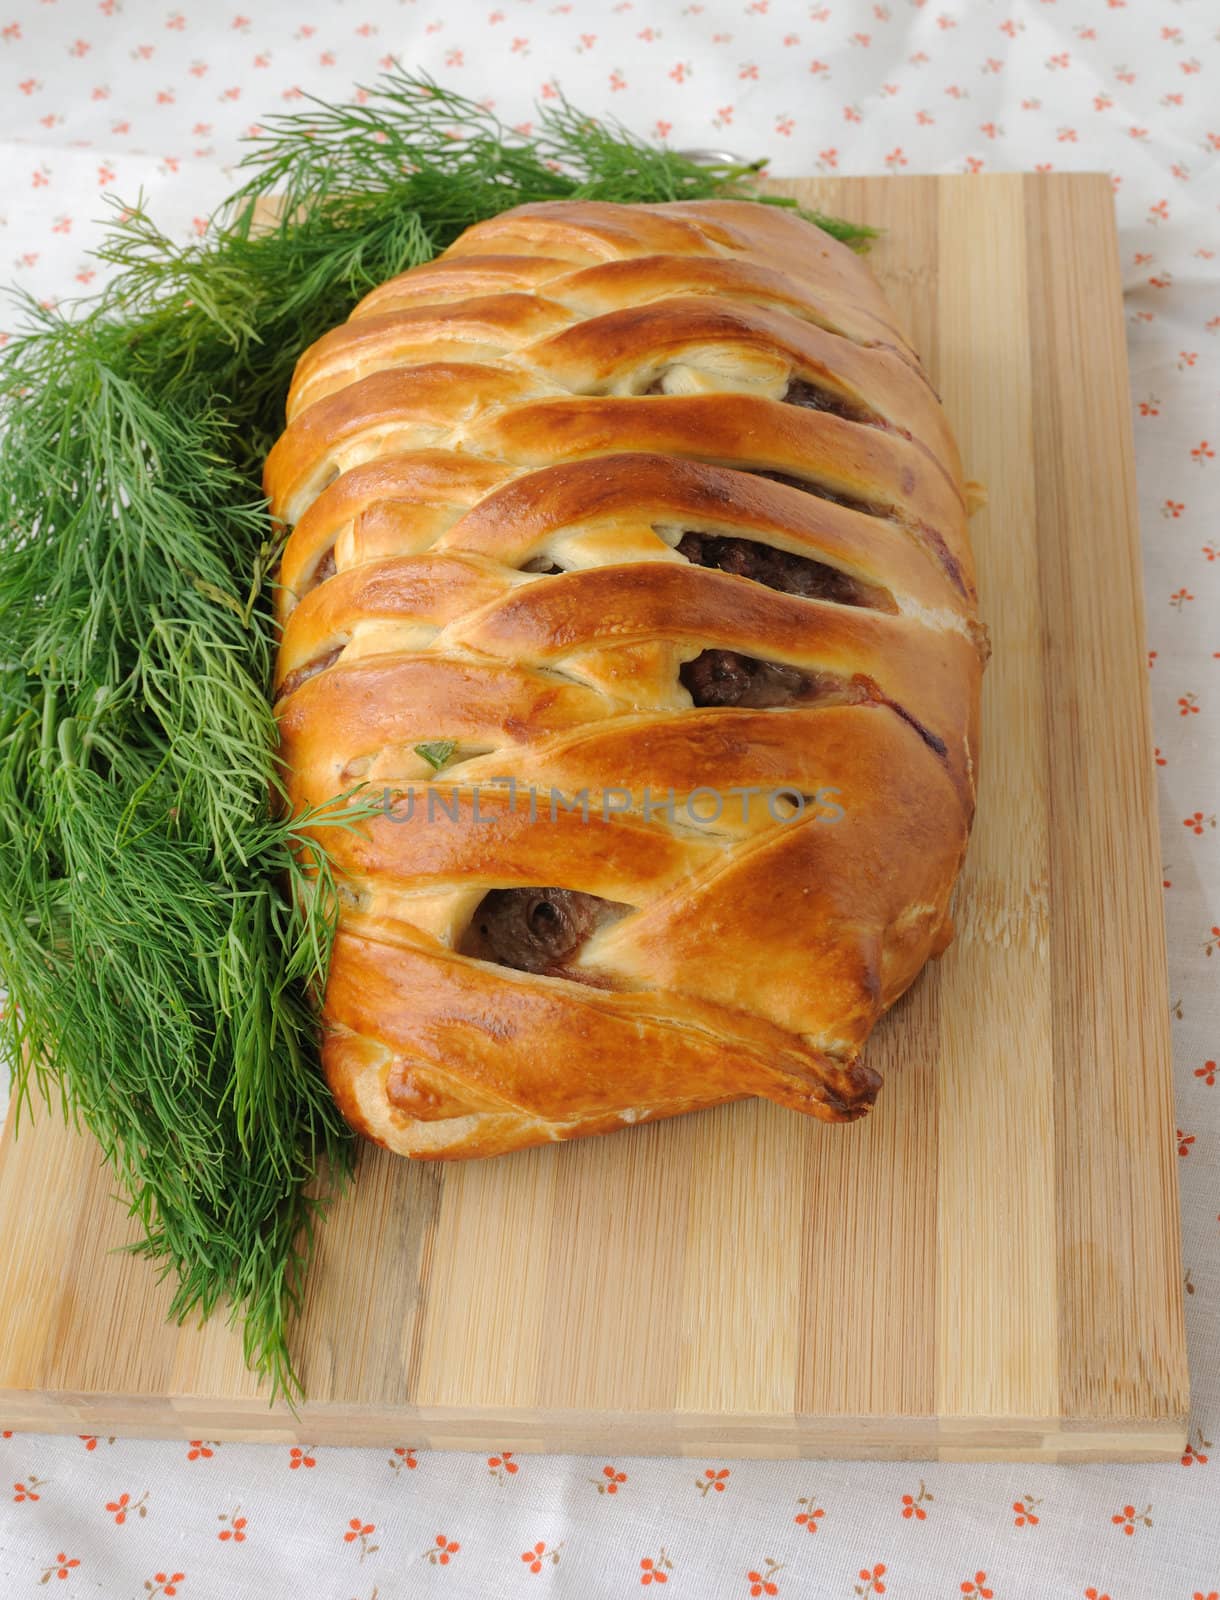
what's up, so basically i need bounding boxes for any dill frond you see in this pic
[0,67,867,1395]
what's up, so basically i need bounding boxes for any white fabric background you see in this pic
[1,1,1218,1595]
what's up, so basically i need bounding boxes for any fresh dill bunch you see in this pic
[0,67,869,1396]
[0,295,378,1394]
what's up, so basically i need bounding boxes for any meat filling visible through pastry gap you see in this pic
[460,887,629,982]
[676,529,891,609]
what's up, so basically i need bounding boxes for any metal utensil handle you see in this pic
[673,146,750,167]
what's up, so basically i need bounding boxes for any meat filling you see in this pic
[641,376,873,425]
[782,377,874,424]
[462,887,628,979]
[677,530,884,608]
[750,470,969,599]
[276,644,343,701]
[680,650,865,710]
[306,547,337,591]
[750,468,887,519]
[680,651,949,757]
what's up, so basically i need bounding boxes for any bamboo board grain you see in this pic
[0,173,1188,1461]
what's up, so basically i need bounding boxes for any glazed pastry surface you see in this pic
[265,198,986,1159]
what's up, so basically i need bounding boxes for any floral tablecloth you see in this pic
[2,1,1218,1595]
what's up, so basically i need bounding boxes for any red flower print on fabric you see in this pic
[1181,1428,1212,1465]
[106,1490,148,1523]
[696,1467,730,1495]
[640,1549,674,1585]
[795,1495,825,1531]
[521,1540,562,1573]
[143,1575,185,1598]
[1013,1493,1041,1526]
[343,1520,378,1561]
[40,1553,80,1583]
[747,1559,782,1597]
[902,1480,934,1520]
[1111,1502,1153,1535]
[423,1534,460,1566]
[217,1508,246,1542]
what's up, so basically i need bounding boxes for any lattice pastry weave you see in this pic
[265,199,986,1160]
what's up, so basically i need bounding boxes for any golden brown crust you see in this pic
[265,198,985,1160]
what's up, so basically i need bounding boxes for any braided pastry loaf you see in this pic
[265,198,986,1160]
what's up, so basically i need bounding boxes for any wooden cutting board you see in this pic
[0,173,1188,1461]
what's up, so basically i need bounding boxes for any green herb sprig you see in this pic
[413,740,458,772]
[0,68,868,1396]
